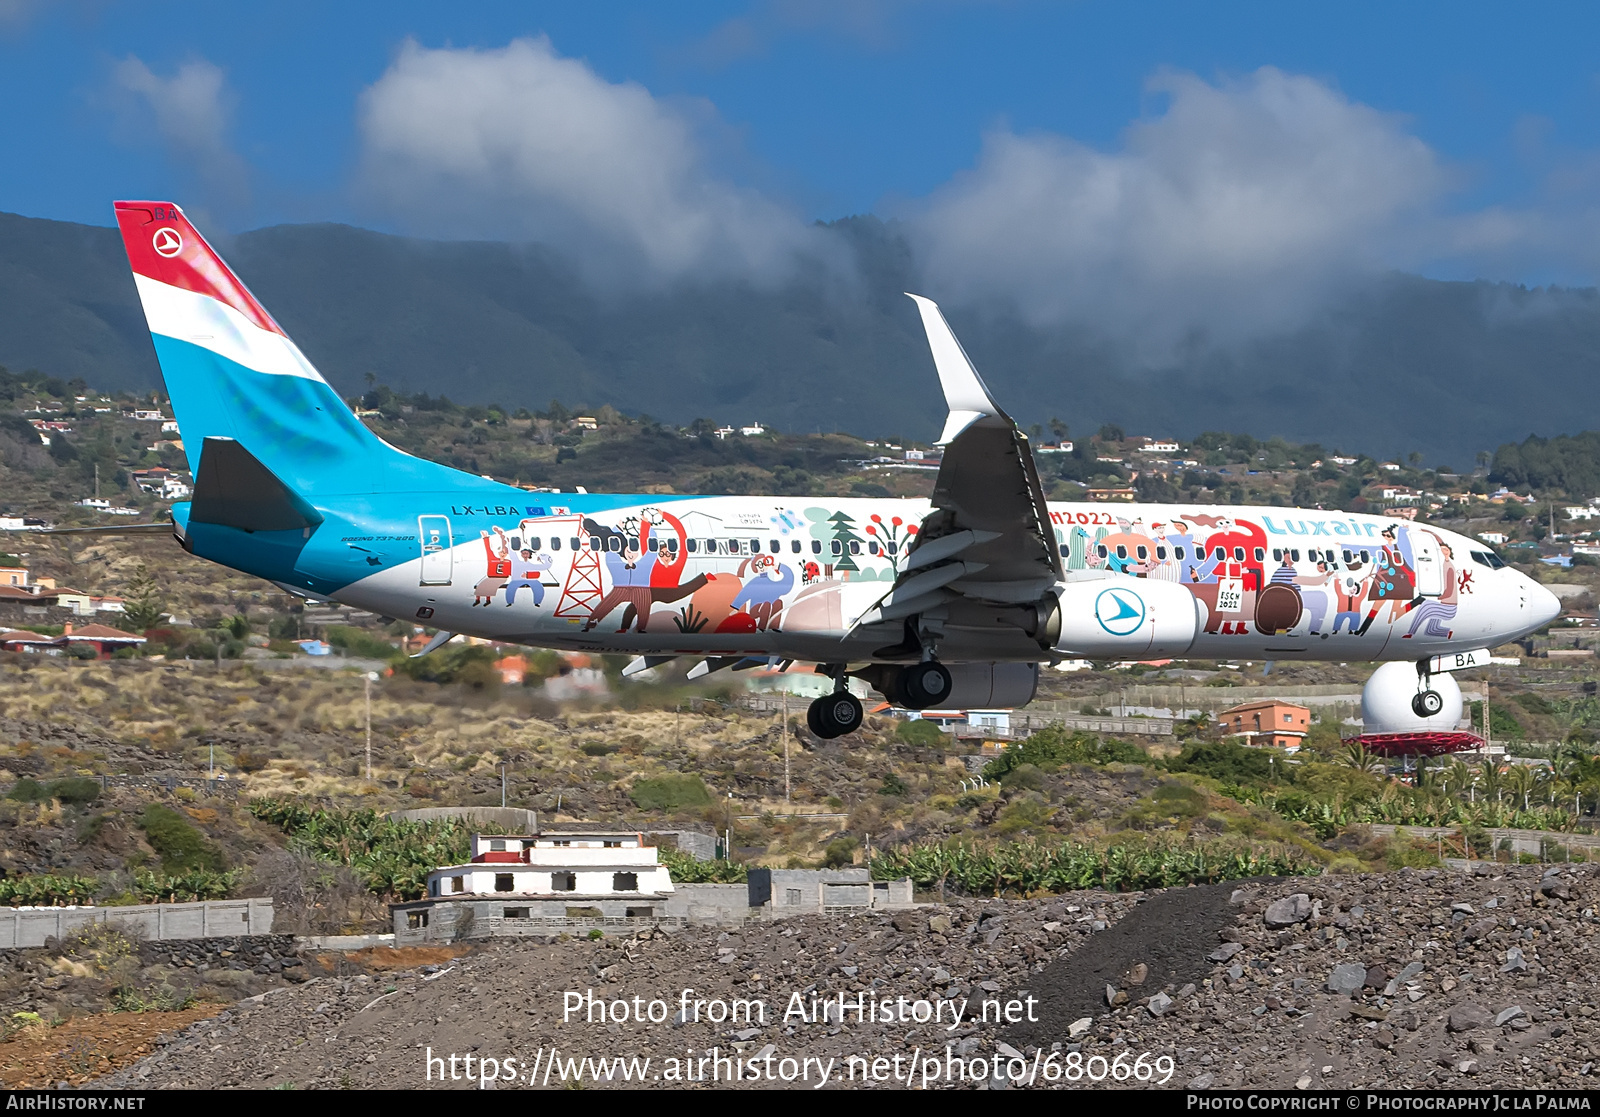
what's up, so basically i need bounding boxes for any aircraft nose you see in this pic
[1530,580,1561,629]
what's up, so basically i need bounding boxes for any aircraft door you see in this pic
[418,515,453,585]
[1411,528,1444,597]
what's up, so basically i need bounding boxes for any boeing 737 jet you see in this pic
[106,201,1561,738]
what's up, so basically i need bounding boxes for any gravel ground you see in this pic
[94,863,1600,1090]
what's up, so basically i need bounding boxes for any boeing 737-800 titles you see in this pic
[106,201,1561,738]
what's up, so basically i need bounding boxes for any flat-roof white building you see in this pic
[425,831,674,909]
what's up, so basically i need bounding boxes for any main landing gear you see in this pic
[1412,660,1444,718]
[806,689,864,740]
[805,659,956,739]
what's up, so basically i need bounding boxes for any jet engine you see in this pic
[1361,661,1464,733]
[943,662,1040,708]
[1045,577,1201,659]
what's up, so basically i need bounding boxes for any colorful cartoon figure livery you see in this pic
[102,200,1561,740]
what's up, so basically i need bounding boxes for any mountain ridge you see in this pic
[2,208,1598,466]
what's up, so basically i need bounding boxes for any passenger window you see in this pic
[1174,546,1186,560]
[849,541,861,555]
[831,540,842,555]
[1254,547,1265,561]
[1290,549,1300,562]
[812,540,822,554]
[607,537,622,553]
[527,537,541,550]
[887,542,898,556]
[1136,546,1148,560]
[1059,544,1070,557]
[509,536,522,550]
[570,537,581,550]
[1116,545,1127,559]
[705,539,717,553]
[750,539,760,553]
[791,539,802,553]
[1342,549,1353,563]
[686,539,698,553]
[1214,547,1225,561]
[1156,546,1167,560]
[627,536,639,551]
[1233,547,1244,561]
[771,540,781,553]
[550,537,561,551]
[868,541,880,555]
[1361,550,1371,562]
[1273,549,1283,561]
[1097,545,1109,558]
[667,538,678,553]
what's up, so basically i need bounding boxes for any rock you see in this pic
[1126,962,1148,986]
[1105,984,1119,1007]
[1209,943,1245,962]
[1067,1017,1092,1038]
[1364,966,1388,989]
[932,968,951,984]
[1226,965,1244,982]
[1148,992,1173,1017]
[1384,961,1425,995]
[1501,949,1528,974]
[1458,1059,1480,1075]
[1541,879,1573,900]
[1177,984,1196,999]
[1465,917,1499,940]
[996,1042,1024,1060]
[1327,963,1367,995]
[1494,1006,1525,1026]
[1264,893,1314,929]
[1349,1004,1388,1021]
[928,915,953,934]
[1451,902,1475,914]
[1448,1004,1491,1033]
[1187,1074,1215,1090]
[1374,1030,1395,1049]
[734,1028,761,1041]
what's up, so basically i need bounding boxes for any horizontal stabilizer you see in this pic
[36,521,176,537]
[189,437,325,533]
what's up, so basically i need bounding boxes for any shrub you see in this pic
[138,804,224,873]
[879,773,909,796]
[5,778,46,802]
[895,719,945,747]
[983,726,1146,779]
[326,625,398,660]
[1165,740,1275,785]
[6,777,100,805]
[629,774,713,811]
[822,837,858,868]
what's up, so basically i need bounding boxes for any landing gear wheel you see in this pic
[901,661,954,710]
[1412,689,1444,718]
[807,692,864,739]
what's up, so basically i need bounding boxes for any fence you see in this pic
[0,897,274,949]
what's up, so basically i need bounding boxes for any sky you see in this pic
[7,0,1600,342]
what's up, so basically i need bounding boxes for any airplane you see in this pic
[105,200,1561,739]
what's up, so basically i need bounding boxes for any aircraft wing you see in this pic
[857,295,1061,640]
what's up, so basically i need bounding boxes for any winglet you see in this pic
[905,293,1010,445]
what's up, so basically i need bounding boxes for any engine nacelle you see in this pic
[943,662,1039,709]
[1361,661,1463,733]
[1046,576,1201,659]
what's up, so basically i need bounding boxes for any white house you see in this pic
[424,831,675,913]
[1478,531,1508,545]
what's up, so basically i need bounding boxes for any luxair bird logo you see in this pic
[1094,587,1146,636]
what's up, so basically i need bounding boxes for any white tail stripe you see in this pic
[132,274,327,382]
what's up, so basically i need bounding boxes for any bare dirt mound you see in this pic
[1007,880,1243,1048]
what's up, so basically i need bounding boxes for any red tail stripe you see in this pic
[113,201,285,337]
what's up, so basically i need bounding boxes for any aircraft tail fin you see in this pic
[113,201,396,496]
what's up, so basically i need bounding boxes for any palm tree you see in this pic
[1340,743,1385,775]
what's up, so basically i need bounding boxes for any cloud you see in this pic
[355,37,826,285]
[111,56,250,210]
[681,0,918,68]
[902,67,1452,346]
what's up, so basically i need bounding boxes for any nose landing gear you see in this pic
[1412,660,1444,718]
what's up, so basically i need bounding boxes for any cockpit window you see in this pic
[1471,550,1507,569]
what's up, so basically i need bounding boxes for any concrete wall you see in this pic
[392,897,678,944]
[389,806,540,831]
[662,884,748,924]
[0,898,274,949]
[644,830,717,861]
[747,868,913,913]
